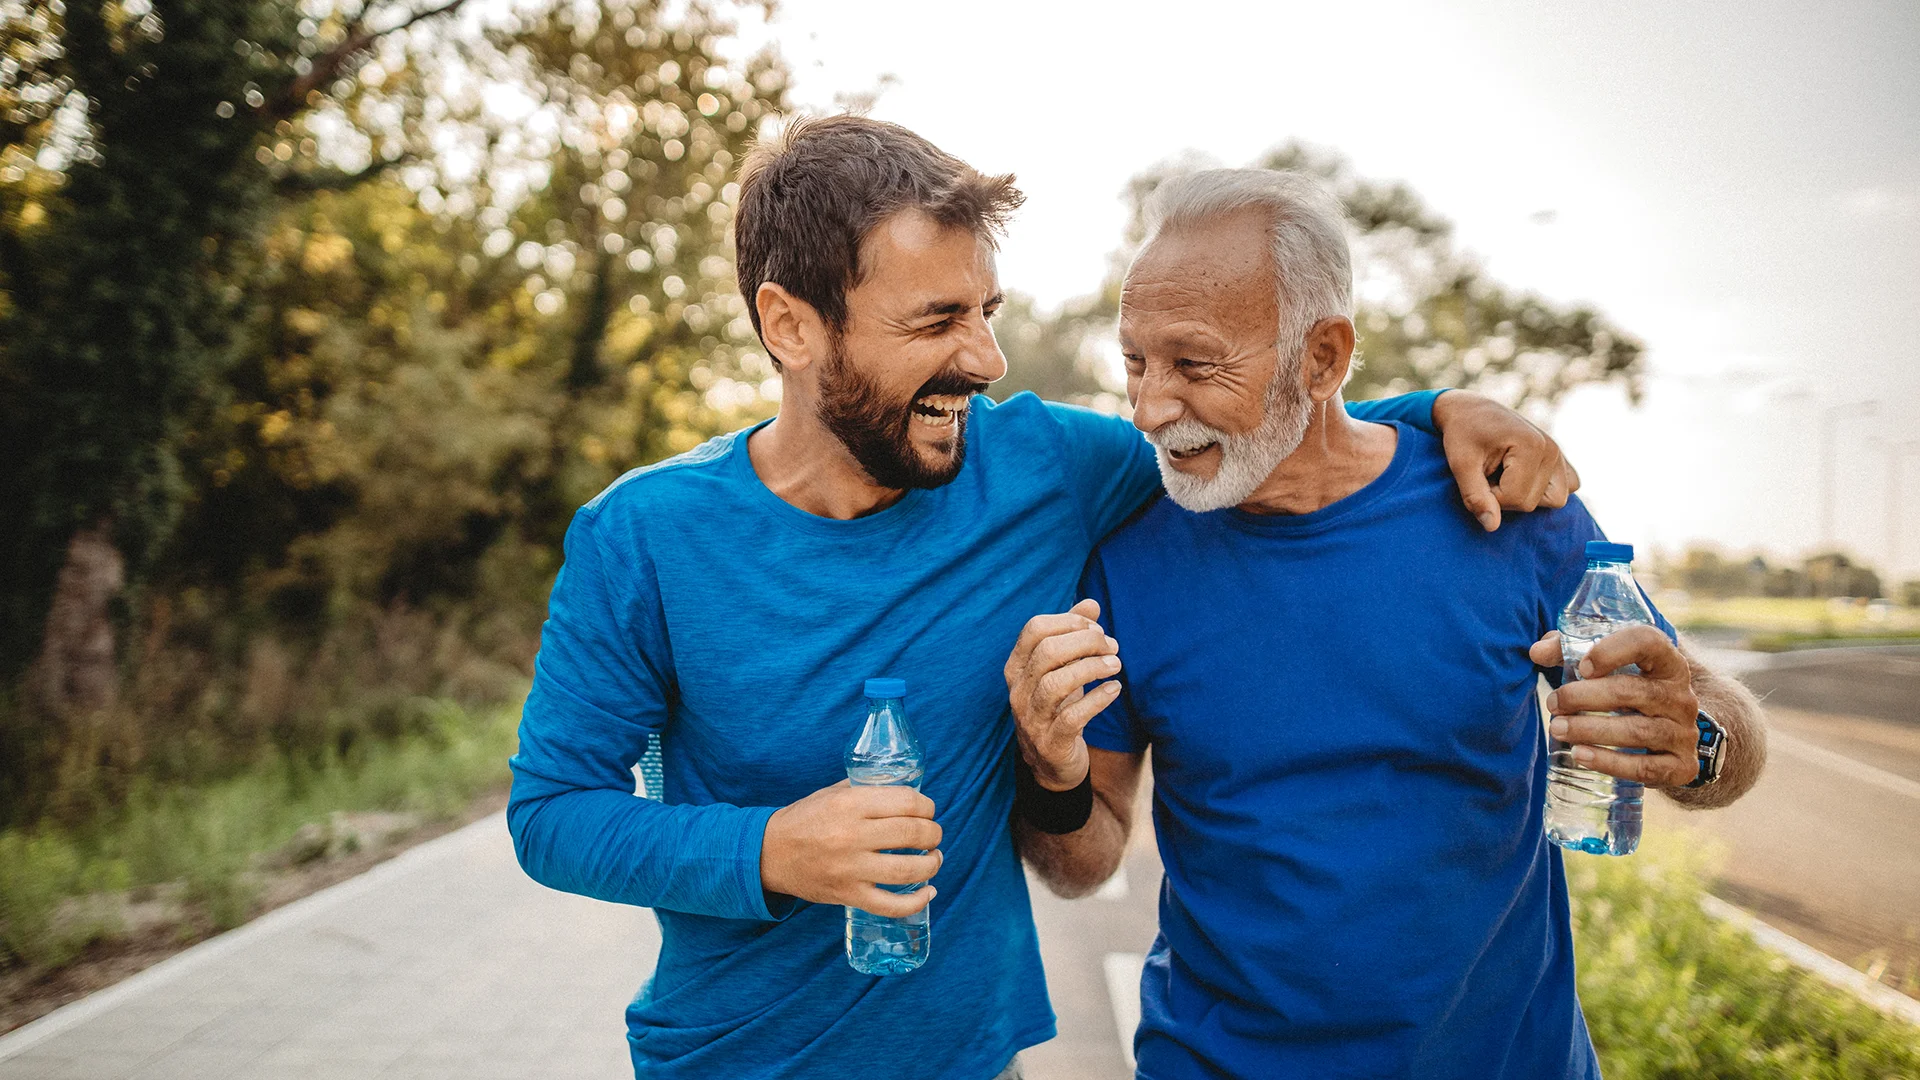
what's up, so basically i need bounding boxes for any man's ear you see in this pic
[756,282,826,374]
[1302,316,1357,403]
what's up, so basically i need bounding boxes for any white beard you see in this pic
[1147,367,1314,513]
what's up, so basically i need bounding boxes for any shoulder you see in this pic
[972,392,1136,451]
[579,428,749,535]
[1088,491,1185,568]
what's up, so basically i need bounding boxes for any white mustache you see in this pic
[1145,417,1233,454]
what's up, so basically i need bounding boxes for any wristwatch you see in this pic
[1684,710,1727,789]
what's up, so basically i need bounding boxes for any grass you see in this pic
[1665,595,1920,643]
[0,698,520,972]
[1572,834,1920,1078]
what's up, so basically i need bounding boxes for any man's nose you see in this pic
[1131,370,1183,434]
[960,318,1009,384]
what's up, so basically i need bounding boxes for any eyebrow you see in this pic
[908,292,1003,322]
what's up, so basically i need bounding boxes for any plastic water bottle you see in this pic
[844,678,930,976]
[1544,541,1654,856]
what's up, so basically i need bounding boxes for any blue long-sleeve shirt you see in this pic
[508,390,1442,1079]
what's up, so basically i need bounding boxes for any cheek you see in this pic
[1193,383,1266,433]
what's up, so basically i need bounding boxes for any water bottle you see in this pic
[844,678,930,975]
[1544,541,1654,856]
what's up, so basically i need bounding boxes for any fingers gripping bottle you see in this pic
[1544,541,1655,857]
[845,678,930,975]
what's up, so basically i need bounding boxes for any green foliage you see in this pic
[0,0,302,676]
[992,143,1644,419]
[0,0,786,828]
[1571,837,1920,1078]
[0,697,519,969]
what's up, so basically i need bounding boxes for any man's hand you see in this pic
[1531,627,1702,788]
[1005,598,1123,791]
[759,780,942,917]
[1433,390,1580,532]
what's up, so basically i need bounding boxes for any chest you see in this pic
[1109,533,1551,786]
[645,487,1089,805]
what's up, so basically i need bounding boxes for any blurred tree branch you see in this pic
[267,0,469,122]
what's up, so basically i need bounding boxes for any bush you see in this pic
[0,698,520,971]
[1572,835,1920,1078]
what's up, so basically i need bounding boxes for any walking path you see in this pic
[0,816,651,1080]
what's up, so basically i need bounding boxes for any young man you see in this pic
[508,118,1580,1079]
[1007,169,1766,1079]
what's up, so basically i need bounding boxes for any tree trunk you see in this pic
[34,522,125,716]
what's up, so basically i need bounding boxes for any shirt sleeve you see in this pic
[1046,401,1162,544]
[1346,389,1443,432]
[507,507,791,922]
[1078,551,1149,754]
[1534,497,1678,688]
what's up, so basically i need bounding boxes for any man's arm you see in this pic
[1054,388,1578,546]
[509,510,941,921]
[1429,390,1581,532]
[1001,597,1148,896]
[1530,628,1769,807]
[1014,748,1145,898]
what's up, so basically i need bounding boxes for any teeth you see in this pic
[913,410,956,427]
[914,394,969,413]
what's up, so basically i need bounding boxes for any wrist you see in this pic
[757,805,795,897]
[1031,748,1089,791]
[1015,756,1095,834]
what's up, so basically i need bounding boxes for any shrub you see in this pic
[1572,835,1920,1078]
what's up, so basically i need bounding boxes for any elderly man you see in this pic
[1007,170,1766,1079]
[511,117,1586,1080]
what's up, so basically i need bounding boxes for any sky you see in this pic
[734,0,1920,578]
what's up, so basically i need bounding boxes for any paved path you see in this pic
[1725,644,1920,726]
[0,812,1153,1080]
[0,818,652,1080]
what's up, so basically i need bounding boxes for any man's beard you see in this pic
[815,337,986,491]
[1146,351,1314,513]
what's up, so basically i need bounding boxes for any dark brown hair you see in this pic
[734,115,1024,364]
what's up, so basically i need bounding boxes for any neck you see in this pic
[1236,394,1398,515]
[747,393,908,519]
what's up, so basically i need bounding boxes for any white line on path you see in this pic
[1771,731,1920,801]
[0,812,504,1063]
[1103,952,1144,1072]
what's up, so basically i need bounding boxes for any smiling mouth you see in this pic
[911,394,969,429]
[1166,442,1218,460]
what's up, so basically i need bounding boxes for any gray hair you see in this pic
[1139,169,1354,355]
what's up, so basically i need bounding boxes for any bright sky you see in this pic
[740,0,1920,578]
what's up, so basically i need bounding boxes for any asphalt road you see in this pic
[1733,644,1920,726]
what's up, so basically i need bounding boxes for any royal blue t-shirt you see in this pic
[1082,423,1672,1080]
[509,392,1440,1079]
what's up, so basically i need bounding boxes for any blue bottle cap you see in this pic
[1585,540,1634,562]
[864,677,907,699]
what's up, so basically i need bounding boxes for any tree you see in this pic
[0,0,469,703]
[991,142,1645,420]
